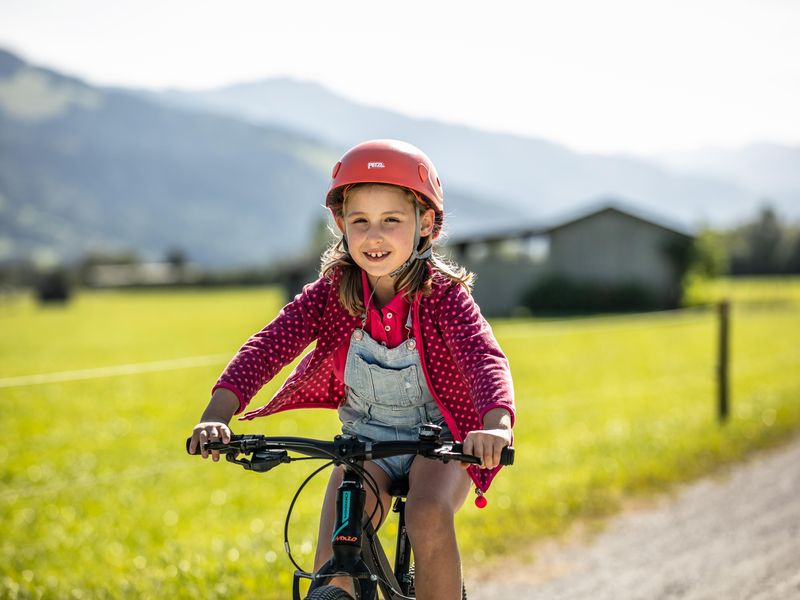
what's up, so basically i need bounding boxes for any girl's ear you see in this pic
[334,214,346,236]
[419,208,435,237]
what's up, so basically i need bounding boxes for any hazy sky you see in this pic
[1,0,798,155]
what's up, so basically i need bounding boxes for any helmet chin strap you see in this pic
[388,204,431,278]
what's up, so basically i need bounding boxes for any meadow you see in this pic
[2,278,799,599]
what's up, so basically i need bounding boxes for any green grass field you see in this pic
[2,279,799,599]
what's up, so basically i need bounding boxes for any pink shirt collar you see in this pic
[360,269,410,329]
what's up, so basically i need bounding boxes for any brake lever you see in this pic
[226,452,250,467]
[225,449,290,473]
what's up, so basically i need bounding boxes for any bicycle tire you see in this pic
[407,564,468,599]
[305,585,355,600]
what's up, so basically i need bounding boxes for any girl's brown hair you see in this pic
[321,183,474,316]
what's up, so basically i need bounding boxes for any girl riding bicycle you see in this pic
[189,139,515,599]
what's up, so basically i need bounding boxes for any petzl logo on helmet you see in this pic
[367,162,385,169]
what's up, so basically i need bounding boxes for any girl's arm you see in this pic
[437,283,516,423]
[189,276,333,460]
[212,276,332,413]
[436,283,515,469]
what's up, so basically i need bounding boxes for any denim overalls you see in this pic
[338,310,452,481]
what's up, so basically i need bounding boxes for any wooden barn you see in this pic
[444,202,695,316]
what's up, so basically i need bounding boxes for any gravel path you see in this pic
[468,437,800,600]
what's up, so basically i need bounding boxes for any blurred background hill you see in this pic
[0,48,524,269]
[153,78,800,228]
[2,46,798,273]
[0,48,334,267]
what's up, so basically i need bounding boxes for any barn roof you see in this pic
[444,198,694,247]
[547,199,695,238]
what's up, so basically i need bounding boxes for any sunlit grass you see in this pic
[1,281,799,598]
[684,274,800,307]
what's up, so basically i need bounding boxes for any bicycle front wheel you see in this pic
[305,584,355,600]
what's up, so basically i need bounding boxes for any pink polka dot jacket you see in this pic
[213,267,515,493]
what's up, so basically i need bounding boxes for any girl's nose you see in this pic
[366,225,384,243]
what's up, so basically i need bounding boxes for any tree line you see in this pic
[693,204,800,277]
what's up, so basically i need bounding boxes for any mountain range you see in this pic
[1,47,797,268]
[153,79,800,225]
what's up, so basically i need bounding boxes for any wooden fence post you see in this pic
[717,300,730,423]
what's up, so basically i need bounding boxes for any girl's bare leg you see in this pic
[313,462,392,593]
[405,458,472,600]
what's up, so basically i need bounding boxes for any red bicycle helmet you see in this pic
[326,139,445,239]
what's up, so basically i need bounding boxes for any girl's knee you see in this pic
[405,496,457,544]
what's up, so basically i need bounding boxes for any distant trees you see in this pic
[725,205,800,275]
[686,229,729,279]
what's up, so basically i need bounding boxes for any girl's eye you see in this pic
[385,217,400,223]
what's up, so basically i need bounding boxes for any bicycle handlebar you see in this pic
[186,433,514,469]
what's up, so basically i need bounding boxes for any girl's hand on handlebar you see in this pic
[190,422,232,461]
[189,389,239,460]
[461,428,512,470]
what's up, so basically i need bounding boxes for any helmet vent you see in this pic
[418,163,429,184]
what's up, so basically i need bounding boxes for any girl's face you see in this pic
[336,184,434,291]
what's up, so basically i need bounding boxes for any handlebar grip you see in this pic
[500,446,515,466]
[451,443,515,466]
[187,434,244,455]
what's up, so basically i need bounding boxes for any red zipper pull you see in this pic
[474,487,488,509]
